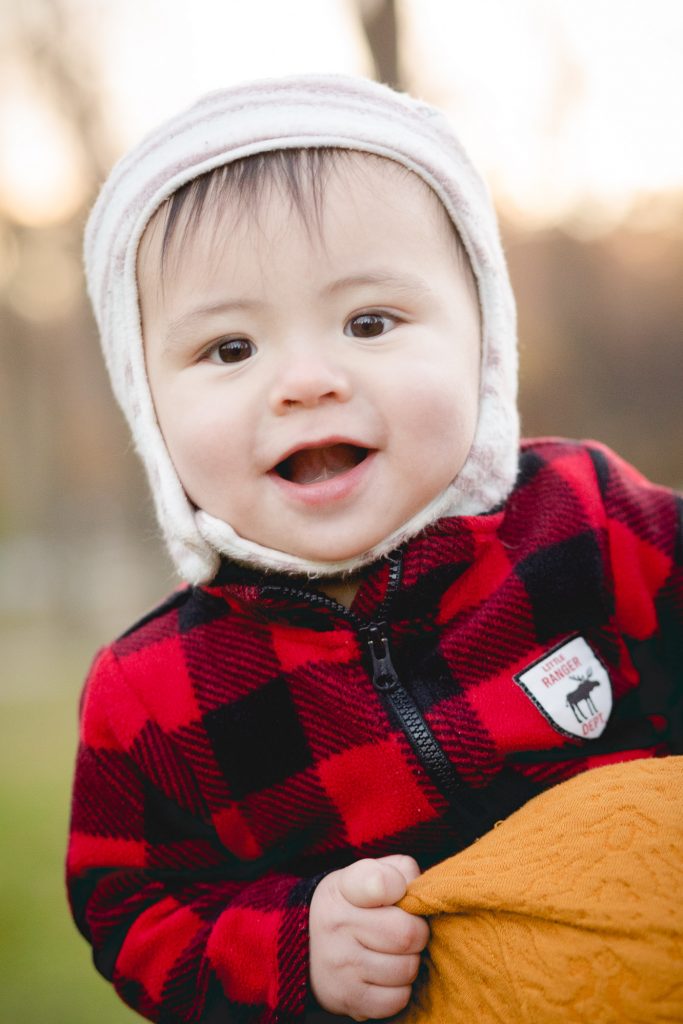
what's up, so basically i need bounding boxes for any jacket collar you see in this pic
[204,509,504,622]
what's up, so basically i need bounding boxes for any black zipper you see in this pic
[262,551,462,805]
[360,619,462,803]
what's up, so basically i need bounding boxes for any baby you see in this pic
[67,75,683,1024]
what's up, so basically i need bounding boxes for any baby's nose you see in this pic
[268,349,352,412]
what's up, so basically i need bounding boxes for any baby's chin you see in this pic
[195,507,387,573]
[205,516,395,565]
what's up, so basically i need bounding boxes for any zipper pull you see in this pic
[362,622,400,691]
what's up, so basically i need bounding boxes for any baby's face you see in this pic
[138,155,480,563]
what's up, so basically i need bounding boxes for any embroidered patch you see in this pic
[514,636,612,740]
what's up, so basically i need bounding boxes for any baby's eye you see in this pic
[344,313,397,339]
[208,337,256,364]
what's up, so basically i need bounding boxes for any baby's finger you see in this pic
[338,858,410,908]
[352,982,414,1022]
[375,854,422,885]
[356,905,430,955]
[358,949,422,988]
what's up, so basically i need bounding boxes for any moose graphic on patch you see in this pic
[514,636,613,740]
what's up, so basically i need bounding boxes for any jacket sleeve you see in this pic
[587,441,683,738]
[66,646,318,1024]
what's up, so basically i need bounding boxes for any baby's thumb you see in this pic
[338,858,410,908]
[376,854,422,886]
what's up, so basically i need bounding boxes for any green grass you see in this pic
[1,643,140,1024]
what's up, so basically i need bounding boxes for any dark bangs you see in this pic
[157,148,344,267]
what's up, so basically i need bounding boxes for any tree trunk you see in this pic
[357,0,402,90]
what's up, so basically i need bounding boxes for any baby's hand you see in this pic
[309,854,429,1021]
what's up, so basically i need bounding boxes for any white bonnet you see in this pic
[84,73,518,583]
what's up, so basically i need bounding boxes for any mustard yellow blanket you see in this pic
[398,757,683,1024]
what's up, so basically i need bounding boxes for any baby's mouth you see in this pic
[275,444,370,485]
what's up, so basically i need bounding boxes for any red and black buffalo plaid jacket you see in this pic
[66,439,683,1024]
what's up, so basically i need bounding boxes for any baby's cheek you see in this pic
[163,418,228,507]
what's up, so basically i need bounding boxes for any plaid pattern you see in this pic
[67,439,683,1023]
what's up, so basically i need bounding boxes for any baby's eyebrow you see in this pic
[164,299,262,347]
[323,271,433,298]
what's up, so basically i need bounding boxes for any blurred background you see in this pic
[1,0,681,1019]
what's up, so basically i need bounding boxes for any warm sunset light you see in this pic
[1,0,682,230]
[407,0,683,229]
[0,79,86,227]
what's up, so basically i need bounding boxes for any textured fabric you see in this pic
[83,73,518,583]
[397,756,683,1024]
[66,439,683,1023]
